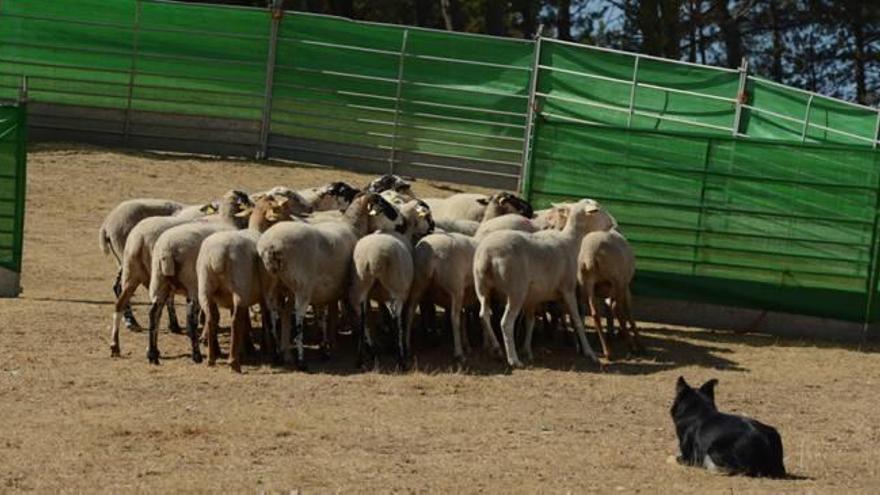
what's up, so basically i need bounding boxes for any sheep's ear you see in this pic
[277,197,289,207]
[476,198,489,206]
[234,207,252,218]
[583,202,600,213]
[265,208,280,222]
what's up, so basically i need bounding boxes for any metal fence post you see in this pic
[626,55,640,128]
[122,0,142,146]
[732,56,748,136]
[17,75,27,104]
[517,35,542,197]
[872,107,880,149]
[387,28,409,174]
[258,0,284,160]
[800,94,814,143]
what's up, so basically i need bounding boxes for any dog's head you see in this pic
[671,376,718,421]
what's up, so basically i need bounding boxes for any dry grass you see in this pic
[1,144,879,492]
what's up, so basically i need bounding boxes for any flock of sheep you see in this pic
[98,174,642,373]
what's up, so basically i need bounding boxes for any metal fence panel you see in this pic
[526,118,880,322]
[0,103,27,275]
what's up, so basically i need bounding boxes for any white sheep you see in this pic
[257,193,403,369]
[406,230,480,363]
[424,191,533,223]
[144,190,253,365]
[297,181,360,212]
[99,198,209,329]
[578,229,643,359]
[368,174,412,194]
[433,218,480,236]
[197,195,306,372]
[473,199,615,368]
[108,203,216,357]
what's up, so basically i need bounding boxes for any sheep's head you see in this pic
[315,181,359,211]
[367,174,412,194]
[566,199,616,234]
[485,192,534,219]
[401,199,434,240]
[364,192,405,233]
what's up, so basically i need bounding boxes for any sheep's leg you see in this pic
[229,304,247,373]
[499,298,525,369]
[315,305,332,360]
[166,297,182,334]
[419,300,437,335]
[589,293,611,360]
[205,301,221,367]
[241,311,257,358]
[114,269,141,330]
[111,280,139,357]
[391,300,408,371]
[603,298,616,338]
[292,294,310,372]
[477,295,503,358]
[185,298,203,364]
[522,309,537,363]
[259,301,276,360]
[449,297,466,364]
[619,288,644,353]
[278,297,294,365]
[563,291,599,364]
[146,294,166,365]
[355,301,378,371]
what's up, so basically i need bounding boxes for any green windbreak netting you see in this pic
[132,1,268,121]
[537,40,742,135]
[0,105,26,272]
[526,120,880,322]
[746,77,879,146]
[271,13,532,178]
[0,0,135,109]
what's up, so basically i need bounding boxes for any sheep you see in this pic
[473,199,616,368]
[473,213,540,240]
[108,202,217,357]
[423,191,533,223]
[99,198,210,329]
[197,195,307,372]
[257,193,403,369]
[578,229,643,359]
[380,189,418,207]
[433,218,480,236]
[368,174,412,194]
[348,200,433,369]
[406,231,480,363]
[297,181,359,212]
[144,190,254,365]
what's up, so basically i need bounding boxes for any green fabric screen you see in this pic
[525,119,880,322]
[0,104,27,272]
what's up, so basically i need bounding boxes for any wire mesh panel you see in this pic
[0,104,27,278]
[526,118,880,321]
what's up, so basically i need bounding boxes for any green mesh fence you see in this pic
[525,119,880,322]
[0,104,27,273]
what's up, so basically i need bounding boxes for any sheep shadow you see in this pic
[649,325,880,354]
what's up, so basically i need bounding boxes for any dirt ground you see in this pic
[1,144,879,492]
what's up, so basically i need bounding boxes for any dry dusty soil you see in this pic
[1,144,879,493]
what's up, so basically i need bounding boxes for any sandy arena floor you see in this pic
[1,144,879,492]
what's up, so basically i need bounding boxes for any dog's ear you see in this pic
[676,376,690,395]
[699,379,719,404]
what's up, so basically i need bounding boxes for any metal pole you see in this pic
[800,94,814,143]
[518,35,542,197]
[732,56,748,136]
[860,162,880,346]
[626,55,639,128]
[123,0,142,147]
[258,0,283,160]
[17,75,28,104]
[387,28,409,174]
[872,107,880,149]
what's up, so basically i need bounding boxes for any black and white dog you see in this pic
[670,377,786,478]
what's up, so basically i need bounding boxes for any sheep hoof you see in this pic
[319,344,332,361]
[207,358,216,367]
[125,321,142,332]
[147,348,160,365]
[110,344,121,358]
[295,360,310,373]
[168,324,183,335]
[191,351,203,364]
[508,360,525,370]
[230,362,242,374]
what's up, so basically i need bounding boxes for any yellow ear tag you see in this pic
[369,208,379,216]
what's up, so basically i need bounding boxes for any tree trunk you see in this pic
[329,0,352,18]
[659,0,681,59]
[557,0,572,41]
[486,0,507,36]
[688,1,698,62]
[518,0,538,39]
[440,0,464,31]
[637,0,662,55]
[714,0,743,68]
[851,14,867,104]
[769,0,784,81]
[414,0,432,27]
